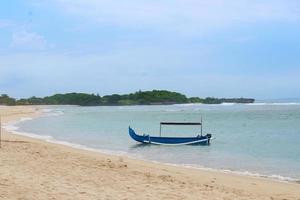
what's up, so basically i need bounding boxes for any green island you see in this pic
[0,90,255,106]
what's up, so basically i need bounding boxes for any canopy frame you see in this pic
[159,117,203,137]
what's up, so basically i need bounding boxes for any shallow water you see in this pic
[14,103,300,181]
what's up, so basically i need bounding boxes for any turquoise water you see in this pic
[15,103,300,181]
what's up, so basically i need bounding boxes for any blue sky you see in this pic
[1,0,300,99]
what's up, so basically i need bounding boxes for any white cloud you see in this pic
[42,0,300,34]
[10,30,48,50]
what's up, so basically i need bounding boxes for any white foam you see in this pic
[44,138,127,156]
[3,124,19,131]
[176,102,300,106]
[246,103,267,106]
[11,129,54,140]
[20,117,33,122]
[162,109,183,112]
[2,116,34,131]
[3,117,128,157]
[42,108,53,113]
[220,103,236,106]
[41,108,64,116]
[4,122,127,155]
[271,102,300,105]
[173,103,202,107]
[247,102,300,106]
[154,163,299,183]
[221,169,298,182]
[48,110,64,116]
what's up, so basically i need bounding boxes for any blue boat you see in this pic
[129,121,212,145]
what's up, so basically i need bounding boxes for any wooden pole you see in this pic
[201,117,203,136]
[159,123,162,137]
[0,114,2,148]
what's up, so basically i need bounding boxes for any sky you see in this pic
[0,0,300,99]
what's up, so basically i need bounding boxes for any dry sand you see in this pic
[0,106,300,200]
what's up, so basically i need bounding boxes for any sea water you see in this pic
[10,103,300,182]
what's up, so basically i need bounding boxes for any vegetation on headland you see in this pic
[0,90,255,106]
[0,94,16,106]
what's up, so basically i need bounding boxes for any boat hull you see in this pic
[129,127,211,145]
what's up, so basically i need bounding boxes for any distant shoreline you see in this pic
[0,90,255,106]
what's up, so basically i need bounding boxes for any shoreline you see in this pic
[1,106,300,199]
[6,117,300,184]
[5,106,299,184]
